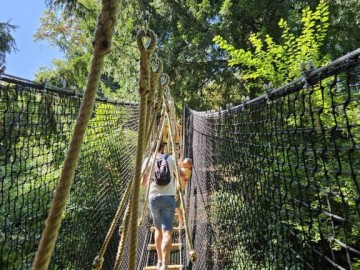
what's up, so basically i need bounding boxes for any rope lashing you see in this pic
[167,96,177,149]
[92,181,132,270]
[128,28,157,270]
[157,74,170,110]
[164,99,198,263]
[136,29,157,96]
[32,1,120,269]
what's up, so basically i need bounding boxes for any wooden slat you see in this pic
[147,243,182,251]
[144,265,183,270]
[150,226,184,233]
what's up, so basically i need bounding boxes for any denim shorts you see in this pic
[149,195,176,231]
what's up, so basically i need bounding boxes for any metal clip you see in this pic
[301,60,316,89]
[141,10,150,36]
[263,82,273,104]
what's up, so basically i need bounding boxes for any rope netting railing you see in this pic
[1,20,192,269]
[184,49,360,270]
[0,74,140,269]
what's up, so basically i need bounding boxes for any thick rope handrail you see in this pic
[32,1,120,269]
[147,73,169,142]
[145,56,163,141]
[93,105,165,269]
[128,29,157,270]
[165,97,198,263]
[92,181,132,270]
[96,104,165,269]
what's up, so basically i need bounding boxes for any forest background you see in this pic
[1,0,359,111]
[1,1,360,269]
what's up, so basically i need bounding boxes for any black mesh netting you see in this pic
[0,75,140,269]
[1,50,360,270]
[183,54,360,269]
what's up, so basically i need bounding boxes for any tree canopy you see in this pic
[213,0,330,98]
[31,0,360,111]
[0,21,18,67]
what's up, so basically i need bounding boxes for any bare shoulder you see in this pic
[166,154,176,167]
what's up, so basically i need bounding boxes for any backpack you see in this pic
[153,154,171,186]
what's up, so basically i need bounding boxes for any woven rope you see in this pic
[147,73,169,142]
[92,182,132,270]
[113,204,131,269]
[128,29,157,270]
[32,1,119,269]
[138,105,167,226]
[145,57,163,140]
[165,97,197,263]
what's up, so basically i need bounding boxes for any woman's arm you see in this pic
[142,173,149,186]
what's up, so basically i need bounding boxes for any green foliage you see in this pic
[34,0,307,109]
[33,6,95,89]
[325,0,360,58]
[210,188,283,269]
[30,0,359,111]
[0,21,18,65]
[202,62,360,268]
[52,103,138,268]
[213,0,331,98]
[0,81,138,268]
[34,1,140,100]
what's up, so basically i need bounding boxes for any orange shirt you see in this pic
[179,161,192,191]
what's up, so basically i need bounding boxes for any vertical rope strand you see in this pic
[92,181,132,270]
[147,73,169,143]
[145,57,163,140]
[128,29,157,270]
[165,97,197,263]
[138,105,167,226]
[32,1,120,269]
[113,204,131,270]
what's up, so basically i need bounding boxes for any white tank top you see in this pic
[142,153,176,198]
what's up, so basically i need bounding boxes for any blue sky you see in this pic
[1,1,63,80]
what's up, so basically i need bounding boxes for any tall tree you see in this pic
[34,0,360,110]
[325,0,360,58]
[34,0,141,100]
[138,0,303,109]
[213,0,330,98]
[0,21,18,67]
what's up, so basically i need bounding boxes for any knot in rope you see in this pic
[136,29,157,97]
[92,255,104,270]
[189,249,198,263]
[136,29,157,55]
[92,0,119,55]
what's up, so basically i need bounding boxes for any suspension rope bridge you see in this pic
[1,47,360,270]
[1,0,360,269]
